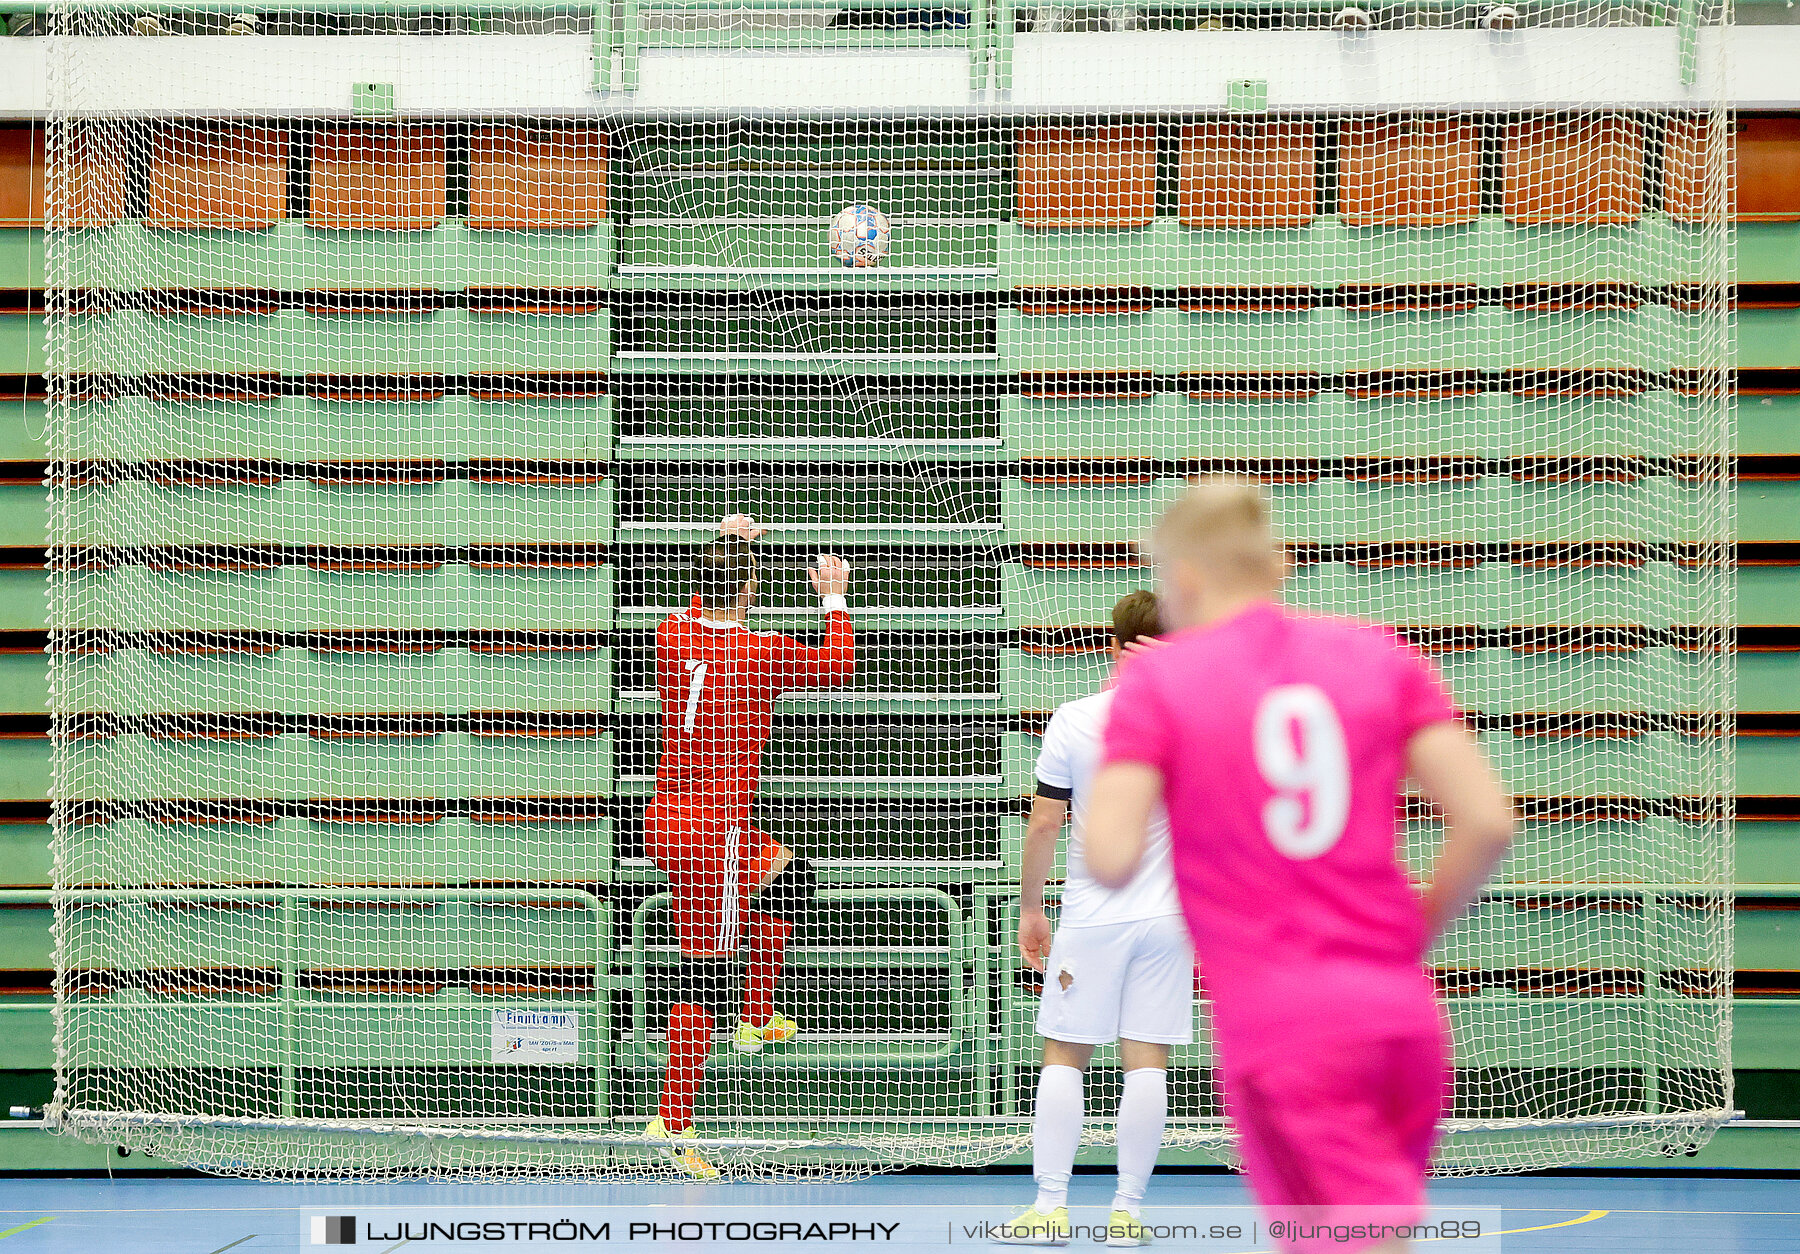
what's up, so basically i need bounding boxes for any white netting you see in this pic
[41,0,1732,1180]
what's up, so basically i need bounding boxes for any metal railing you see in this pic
[4,886,613,1123]
[627,885,976,1065]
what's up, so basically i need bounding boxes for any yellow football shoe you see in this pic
[993,1204,1070,1246]
[732,1013,800,1054]
[1105,1209,1153,1247]
[643,1117,719,1181]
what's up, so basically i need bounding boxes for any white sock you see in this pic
[1032,1063,1084,1212]
[1111,1066,1167,1217]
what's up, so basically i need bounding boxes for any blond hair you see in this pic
[1150,478,1283,588]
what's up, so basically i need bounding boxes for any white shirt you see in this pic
[1034,688,1181,929]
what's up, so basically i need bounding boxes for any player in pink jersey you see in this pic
[1084,481,1516,1254]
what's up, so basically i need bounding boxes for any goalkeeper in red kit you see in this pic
[643,514,854,1178]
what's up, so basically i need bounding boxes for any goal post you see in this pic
[40,0,1734,1179]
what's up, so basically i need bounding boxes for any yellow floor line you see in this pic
[1496,1209,1611,1236]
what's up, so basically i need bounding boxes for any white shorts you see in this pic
[1035,914,1196,1047]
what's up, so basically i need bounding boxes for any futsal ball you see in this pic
[829,205,891,269]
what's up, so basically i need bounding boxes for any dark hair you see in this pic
[1111,589,1162,647]
[694,536,758,610]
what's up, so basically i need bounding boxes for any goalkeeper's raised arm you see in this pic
[771,553,854,689]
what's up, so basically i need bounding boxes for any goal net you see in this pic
[42,0,1733,1180]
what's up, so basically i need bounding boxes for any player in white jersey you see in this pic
[998,591,1191,1249]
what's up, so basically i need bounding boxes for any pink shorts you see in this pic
[1223,1029,1450,1254]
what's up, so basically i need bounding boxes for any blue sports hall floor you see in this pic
[0,1172,1794,1252]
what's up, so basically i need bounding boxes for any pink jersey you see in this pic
[1102,601,1458,1071]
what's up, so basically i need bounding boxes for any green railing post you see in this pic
[1644,890,1663,1119]
[593,901,609,1131]
[949,890,971,1057]
[591,0,612,93]
[968,0,989,97]
[620,0,643,93]
[279,896,298,1119]
[994,0,1014,98]
[629,892,654,1045]
[970,886,995,1118]
[1676,0,1701,87]
[996,889,1020,1116]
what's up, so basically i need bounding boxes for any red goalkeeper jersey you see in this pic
[652,603,854,815]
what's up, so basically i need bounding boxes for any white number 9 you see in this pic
[1254,684,1351,860]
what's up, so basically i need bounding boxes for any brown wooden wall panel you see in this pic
[0,125,124,229]
[310,125,448,231]
[0,128,40,228]
[1016,125,1157,228]
[146,124,289,230]
[1503,114,1645,224]
[1668,116,1800,223]
[1178,121,1317,228]
[1340,115,1482,227]
[468,125,608,230]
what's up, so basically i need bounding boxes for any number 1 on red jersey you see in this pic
[682,659,710,734]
